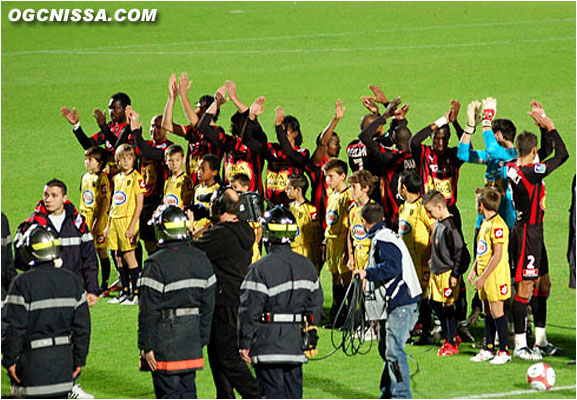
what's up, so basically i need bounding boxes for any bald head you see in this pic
[360,113,380,130]
[393,126,412,152]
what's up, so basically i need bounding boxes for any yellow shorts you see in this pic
[326,236,347,275]
[108,217,139,252]
[478,265,512,302]
[353,244,370,270]
[429,270,458,304]
[84,213,108,249]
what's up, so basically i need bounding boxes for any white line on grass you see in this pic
[6,36,573,56]
[2,17,574,55]
[454,384,576,399]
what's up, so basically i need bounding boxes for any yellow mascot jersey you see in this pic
[324,188,352,274]
[348,200,374,270]
[163,172,194,209]
[110,170,146,219]
[192,182,220,232]
[290,200,322,271]
[80,171,110,219]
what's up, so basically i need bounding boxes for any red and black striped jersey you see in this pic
[265,142,310,207]
[91,121,132,153]
[379,148,416,227]
[139,139,172,202]
[414,145,463,207]
[183,125,224,186]
[305,155,330,229]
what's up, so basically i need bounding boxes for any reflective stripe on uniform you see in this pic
[76,293,87,309]
[30,335,71,349]
[175,307,199,316]
[81,233,93,242]
[20,382,73,396]
[29,298,78,311]
[165,278,212,292]
[268,314,302,322]
[139,277,164,292]
[240,280,269,295]
[252,354,307,363]
[156,358,204,371]
[268,280,319,297]
[1,234,12,246]
[4,295,27,307]
[59,237,82,246]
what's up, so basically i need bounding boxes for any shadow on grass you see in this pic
[306,374,375,399]
[84,365,155,399]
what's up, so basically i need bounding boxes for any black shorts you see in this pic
[510,223,548,283]
[140,203,158,242]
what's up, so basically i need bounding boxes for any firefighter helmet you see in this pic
[262,205,298,244]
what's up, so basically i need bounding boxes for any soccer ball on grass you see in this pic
[526,362,555,391]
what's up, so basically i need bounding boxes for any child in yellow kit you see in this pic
[286,175,322,274]
[323,158,352,327]
[192,154,221,237]
[231,173,262,262]
[346,170,378,271]
[468,187,511,365]
[398,170,436,344]
[80,146,111,292]
[104,144,146,305]
[163,145,193,209]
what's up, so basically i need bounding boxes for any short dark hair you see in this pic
[230,111,248,136]
[492,119,517,142]
[287,174,309,194]
[316,131,338,146]
[231,173,250,189]
[475,187,501,212]
[45,178,67,195]
[110,92,131,108]
[165,144,184,158]
[198,95,220,122]
[283,115,302,147]
[422,190,446,208]
[322,158,348,176]
[516,131,538,157]
[361,202,384,225]
[223,188,240,215]
[201,154,221,172]
[84,146,108,173]
[432,125,451,142]
[393,126,412,144]
[400,170,422,195]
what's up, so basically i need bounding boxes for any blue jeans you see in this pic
[378,302,419,399]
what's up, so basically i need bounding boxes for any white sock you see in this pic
[515,333,527,350]
[535,327,548,347]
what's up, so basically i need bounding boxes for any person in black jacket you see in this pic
[239,206,323,399]
[1,212,17,301]
[193,186,258,398]
[2,225,90,399]
[139,205,215,399]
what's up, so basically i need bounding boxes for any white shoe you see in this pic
[514,346,542,361]
[490,350,512,365]
[69,384,95,399]
[107,293,128,304]
[363,328,376,341]
[121,295,138,306]
[470,349,495,362]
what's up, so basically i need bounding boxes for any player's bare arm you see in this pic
[163,73,186,137]
[225,80,249,113]
[178,71,198,129]
[313,99,345,164]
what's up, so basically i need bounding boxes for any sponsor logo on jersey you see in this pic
[326,210,338,226]
[310,211,318,221]
[100,185,108,194]
[74,215,84,230]
[96,234,106,244]
[83,190,95,206]
[399,219,412,235]
[477,239,488,256]
[352,224,367,241]
[493,228,504,239]
[113,191,127,206]
[523,268,538,278]
[443,287,453,298]
[165,194,179,206]
[430,164,438,173]
[534,163,546,174]
[295,225,301,237]
[139,179,146,189]
[500,284,508,295]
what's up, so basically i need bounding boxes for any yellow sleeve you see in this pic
[133,171,147,195]
[490,220,507,245]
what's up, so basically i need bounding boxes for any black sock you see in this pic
[419,299,432,337]
[129,268,141,296]
[119,266,131,295]
[445,305,457,346]
[533,295,547,328]
[512,296,528,334]
[471,292,483,312]
[111,250,120,273]
[495,315,509,352]
[430,301,448,339]
[484,315,496,351]
[456,278,468,321]
[100,257,111,289]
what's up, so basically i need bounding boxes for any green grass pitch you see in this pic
[1,1,575,398]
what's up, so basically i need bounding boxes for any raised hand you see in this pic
[464,100,481,134]
[168,73,178,100]
[361,96,379,114]
[382,96,401,118]
[368,85,389,104]
[249,96,265,120]
[126,106,142,130]
[93,108,107,126]
[274,106,285,126]
[448,100,461,123]
[481,97,497,128]
[178,72,192,96]
[214,86,227,107]
[394,104,410,120]
[527,101,554,131]
[60,107,79,125]
[225,80,237,100]
[335,99,346,120]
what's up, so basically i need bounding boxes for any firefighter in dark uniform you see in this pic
[138,205,216,399]
[2,225,91,399]
[239,206,324,399]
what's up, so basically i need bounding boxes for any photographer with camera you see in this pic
[239,206,323,399]
[192,186,258,398]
